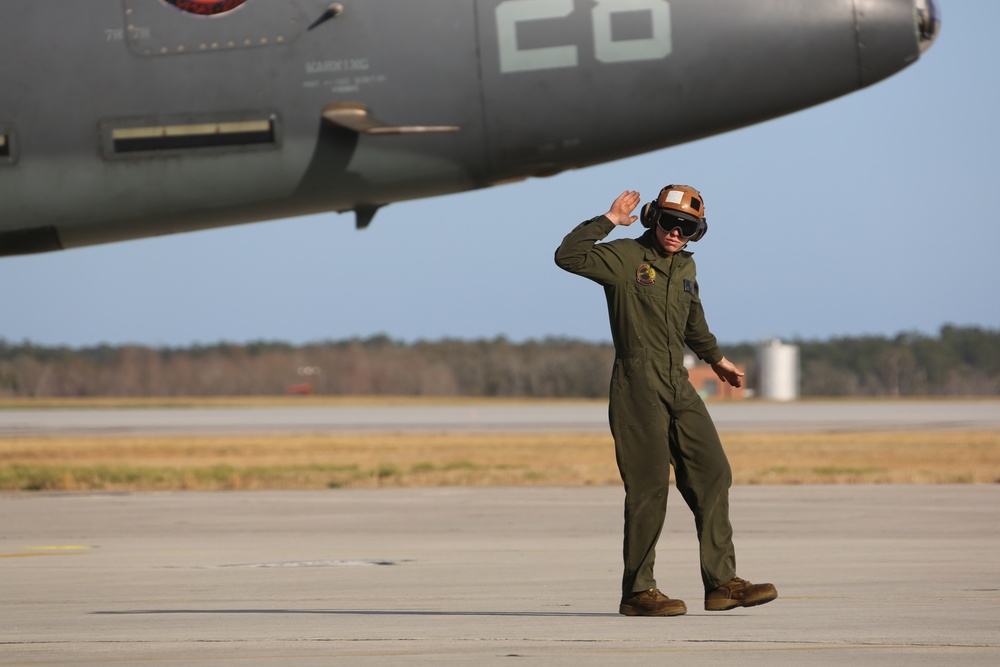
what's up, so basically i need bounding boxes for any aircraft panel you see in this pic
[121,0,306,56]
[289,0,490,210]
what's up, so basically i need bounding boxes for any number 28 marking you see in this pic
[496,0,672,73]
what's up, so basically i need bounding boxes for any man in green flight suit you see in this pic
[555,185,777,617]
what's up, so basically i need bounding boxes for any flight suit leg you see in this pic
[668,393,737,591]
[609,355,672,598]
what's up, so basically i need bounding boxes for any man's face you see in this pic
[655,225,688,255]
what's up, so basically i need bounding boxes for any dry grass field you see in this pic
[2,430,998,491]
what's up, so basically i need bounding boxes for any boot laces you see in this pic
[728,577,749,590]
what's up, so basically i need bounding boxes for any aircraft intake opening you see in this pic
[0,226,63,256]
[0,133,9,158]
[109,119,276,154]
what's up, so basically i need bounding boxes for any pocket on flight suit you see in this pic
[624,282,665,328]
[610,349,658,429]
[612,351,644,389]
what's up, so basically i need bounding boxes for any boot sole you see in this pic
[619,604,688,617]
[704,591,778,611]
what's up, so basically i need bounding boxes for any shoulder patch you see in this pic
[637,264,656,286]
[683,279,697,295]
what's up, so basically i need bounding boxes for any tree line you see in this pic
[0,325,997,398]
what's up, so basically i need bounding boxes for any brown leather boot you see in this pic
[619,588,688,616]
[705,576,778,611]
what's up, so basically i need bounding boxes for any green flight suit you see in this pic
[554,215,737,596]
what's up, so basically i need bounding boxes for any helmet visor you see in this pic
[655,211,700,238]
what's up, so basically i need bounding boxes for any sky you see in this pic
[2,2,998,350]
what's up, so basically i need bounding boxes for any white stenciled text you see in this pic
[496,0,672,73]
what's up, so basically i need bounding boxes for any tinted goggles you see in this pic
[654,210,701,238]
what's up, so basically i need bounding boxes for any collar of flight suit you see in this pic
[638,229,693,274]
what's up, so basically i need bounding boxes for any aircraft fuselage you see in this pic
[0,0,939,255]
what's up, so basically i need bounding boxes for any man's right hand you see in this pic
[604,190,641,226]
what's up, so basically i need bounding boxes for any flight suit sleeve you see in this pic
[554,216,626,285]
[684,282,724,365]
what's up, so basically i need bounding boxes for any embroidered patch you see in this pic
[684,279,696,295]
[637,264,656,286]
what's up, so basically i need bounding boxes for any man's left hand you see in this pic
[711,357,745,388]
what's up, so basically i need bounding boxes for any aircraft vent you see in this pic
[0,128,12,162]
[0,226,64,256]
[101,114,278,157]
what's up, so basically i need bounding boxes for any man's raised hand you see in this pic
[604,190,641,226]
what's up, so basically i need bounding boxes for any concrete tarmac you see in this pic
[2,399,1000,436]
[3,485,999,665]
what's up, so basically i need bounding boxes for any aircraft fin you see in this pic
[354,204,380,230]
[322,102,459,135]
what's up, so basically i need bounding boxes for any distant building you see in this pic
[684,353,746,401]
[756,339,800,401]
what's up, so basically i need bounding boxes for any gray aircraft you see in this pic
[0,0,939,257]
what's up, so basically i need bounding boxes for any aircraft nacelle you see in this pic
[0,0,939,256]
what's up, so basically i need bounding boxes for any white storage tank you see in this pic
[757,339,800,401]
